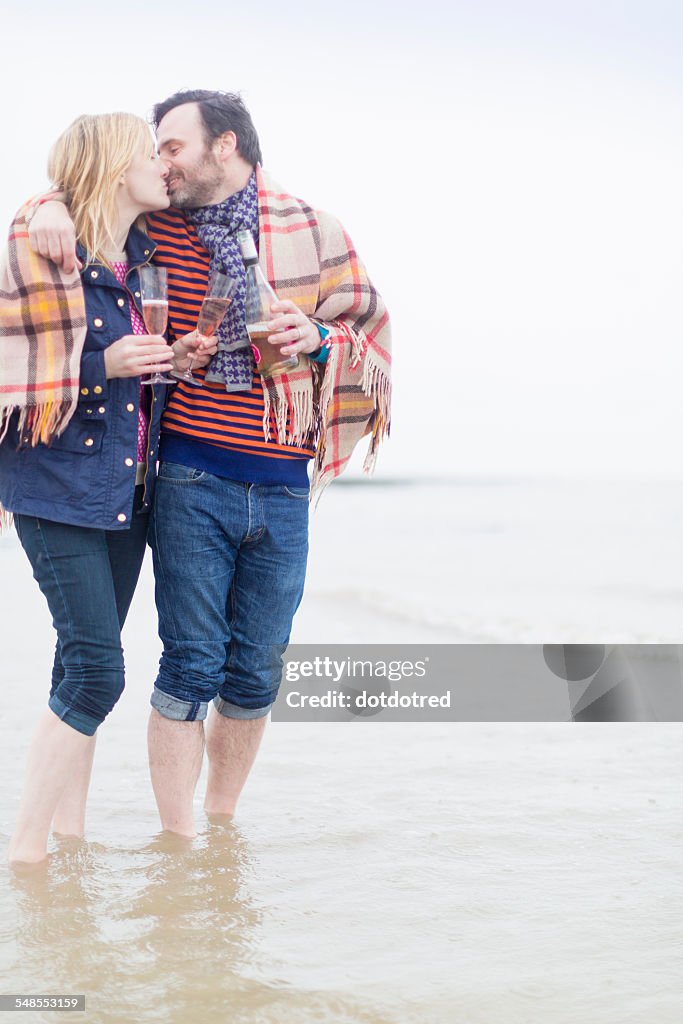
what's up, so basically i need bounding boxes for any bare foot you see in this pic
[7,844,48,869]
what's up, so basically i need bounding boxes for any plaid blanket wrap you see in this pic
[0,201,86,447]
[0,201,87,530]
[256,167,391,495]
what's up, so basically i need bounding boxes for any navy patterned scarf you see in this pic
[185,171,259,391]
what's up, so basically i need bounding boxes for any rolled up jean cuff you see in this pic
[48,693,101,737]
[213,695,272,720]
[150,686,208,722]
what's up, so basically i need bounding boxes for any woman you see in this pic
[0,113,205,865]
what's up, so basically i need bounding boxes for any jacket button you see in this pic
[117,513,127,523]
[124,457,134,467]
[86,408,93,414]
[134,291,140,298]
[84,438,94,447]
[93,317,103,327]
[90,270,99,279]
[126,403,135,412]
[98,406,106,414]
[144,249,150,256]
[94,386,103,394]
[81,387,89,396]
[117,297,125,308]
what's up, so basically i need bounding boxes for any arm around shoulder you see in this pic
[27,196,80,273]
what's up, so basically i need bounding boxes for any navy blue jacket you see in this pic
[0,227,167,530]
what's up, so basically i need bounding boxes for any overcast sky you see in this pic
[2,0,681,480]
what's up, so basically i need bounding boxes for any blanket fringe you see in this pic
[0,406,14,445]
[309,341,341,498]
[360,345,391,478]
[310,465,334,507]
[1,400,76,448]
[0,503,13,535]
[361,346,392,441]
[22,400,77,446]
[256,323,391,503]
[331,319,367,370]
[263,378,316,447]
[260,358,319,447]
[310,331,392,500]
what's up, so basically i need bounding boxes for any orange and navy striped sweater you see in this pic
[146,208,314,487]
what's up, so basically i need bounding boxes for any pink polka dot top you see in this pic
[111,260,150,466]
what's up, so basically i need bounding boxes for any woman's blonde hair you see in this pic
[48,112,155,265]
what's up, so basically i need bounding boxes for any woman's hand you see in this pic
[104,335,174,379]
[171,331,218,372]
[267,300,322,357]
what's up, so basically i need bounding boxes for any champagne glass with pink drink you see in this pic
[172,270,238,386]
[139,265,175,385]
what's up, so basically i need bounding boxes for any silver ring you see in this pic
[296,325,302,341]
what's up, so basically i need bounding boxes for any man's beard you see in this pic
[168,152,225,209]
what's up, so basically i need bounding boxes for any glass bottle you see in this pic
[237,230,298,375]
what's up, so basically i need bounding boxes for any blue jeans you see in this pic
[149,462,309,721]
[14,488,149,736]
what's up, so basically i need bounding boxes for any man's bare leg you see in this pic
[148,710,205,837]
[52,735,97,837]
[8,710,95,865]
[204,711,267,816]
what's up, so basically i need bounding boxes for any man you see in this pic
[29,90,391,837]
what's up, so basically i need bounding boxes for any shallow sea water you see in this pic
[1,723,681,1024]
[1,480,682,1022]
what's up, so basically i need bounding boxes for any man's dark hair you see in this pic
[152,89,263,167]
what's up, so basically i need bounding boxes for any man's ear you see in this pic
[215,131,237,160]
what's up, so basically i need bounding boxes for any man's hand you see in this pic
[104,335,174,379]
[28,201,81,273]
[267,300,323,357]
[171,331,218,372]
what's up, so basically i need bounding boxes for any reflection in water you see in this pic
[8,839,103,977]
[115,824,264,1020]
[3,825,263,1023]
[1,827,393,1024]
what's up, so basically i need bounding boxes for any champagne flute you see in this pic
[139,265,175,386]
[172,270,238,386]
